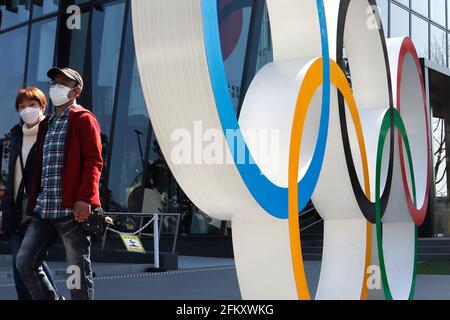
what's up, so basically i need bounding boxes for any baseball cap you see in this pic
[47,67,84,89]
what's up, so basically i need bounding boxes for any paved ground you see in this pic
[0,255,241,300]
[0,256,449,300]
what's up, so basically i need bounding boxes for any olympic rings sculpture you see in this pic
[131,0,430,300]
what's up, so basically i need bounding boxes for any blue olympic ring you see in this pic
[201,0,331,219]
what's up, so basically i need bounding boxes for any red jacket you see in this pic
[26,105,103,216]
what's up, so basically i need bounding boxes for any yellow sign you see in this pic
[120,235,146,253]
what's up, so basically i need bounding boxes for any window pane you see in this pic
[411,14,429,58]
[107,12,150,212]
[68,11,90,72]
[376,0,389,36]
[430,0,446,26]
[0,26,28,137]
[433,117,449,235]
[25,18,57,97]
[91,0,126,138]
[430,25,447,66]
[0,0,31,30]
[391,4,410,37]
[448,0,450,28]
[255,5,273,71]
[219,0,253,111]
[411,0,428,17]
[32,0,59,17]
[142,133,177,212]
[396,0,409,8]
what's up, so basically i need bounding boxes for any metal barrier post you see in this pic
[102,212,181,269]
[158,214,163,240]
[153,213,160,269]
[172,214,181,254]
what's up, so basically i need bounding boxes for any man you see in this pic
[16,68,103,300]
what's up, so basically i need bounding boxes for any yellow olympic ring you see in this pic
[288,58,372,300]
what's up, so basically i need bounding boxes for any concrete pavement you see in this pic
[0,256,449,300]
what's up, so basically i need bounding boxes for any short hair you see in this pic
[15,87,48,111]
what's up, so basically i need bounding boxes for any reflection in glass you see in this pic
[32,0,59,17]
[411,0,428,17]
[26,18,57,97]
[90,1,126,215]
[391,3,410,37]
[0,1,31,30]
[376,0,389,36]
[396,0,409,8]
[430,25,447,66]
[219,0,252,111]
[434,118,447,198]
[255,5,273,72]
[107,12,150,212]
[68,11,89,73]
[91,0,126,138]
[142,136,177,214]
[430,0,446,26]
[412,14,429,59]
[0,27,28,137]
[433,117,450,236]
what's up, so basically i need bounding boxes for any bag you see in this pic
[0,136,11,190]
[82,207,106,236]
[17,150,29,221]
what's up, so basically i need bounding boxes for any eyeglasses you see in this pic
[48,80,78,89]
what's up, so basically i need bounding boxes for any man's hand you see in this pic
[73,201,91,222]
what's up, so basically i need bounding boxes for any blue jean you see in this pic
[16,216,93,300]
[10,231,57,300]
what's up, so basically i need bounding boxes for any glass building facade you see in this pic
[0,0,449,242]
[375,1,450,236]
[376,0,449,67]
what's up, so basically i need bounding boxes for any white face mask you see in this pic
[49,84,72,107]
[20,106,43,125]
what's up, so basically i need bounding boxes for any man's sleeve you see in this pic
[76,113,104,205]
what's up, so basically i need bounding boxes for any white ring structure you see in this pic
[308,0,392,299]
[131,0,323,299]
[376,37,430,300]
[131,0,427,300]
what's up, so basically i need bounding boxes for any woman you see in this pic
[1,87,57,300]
